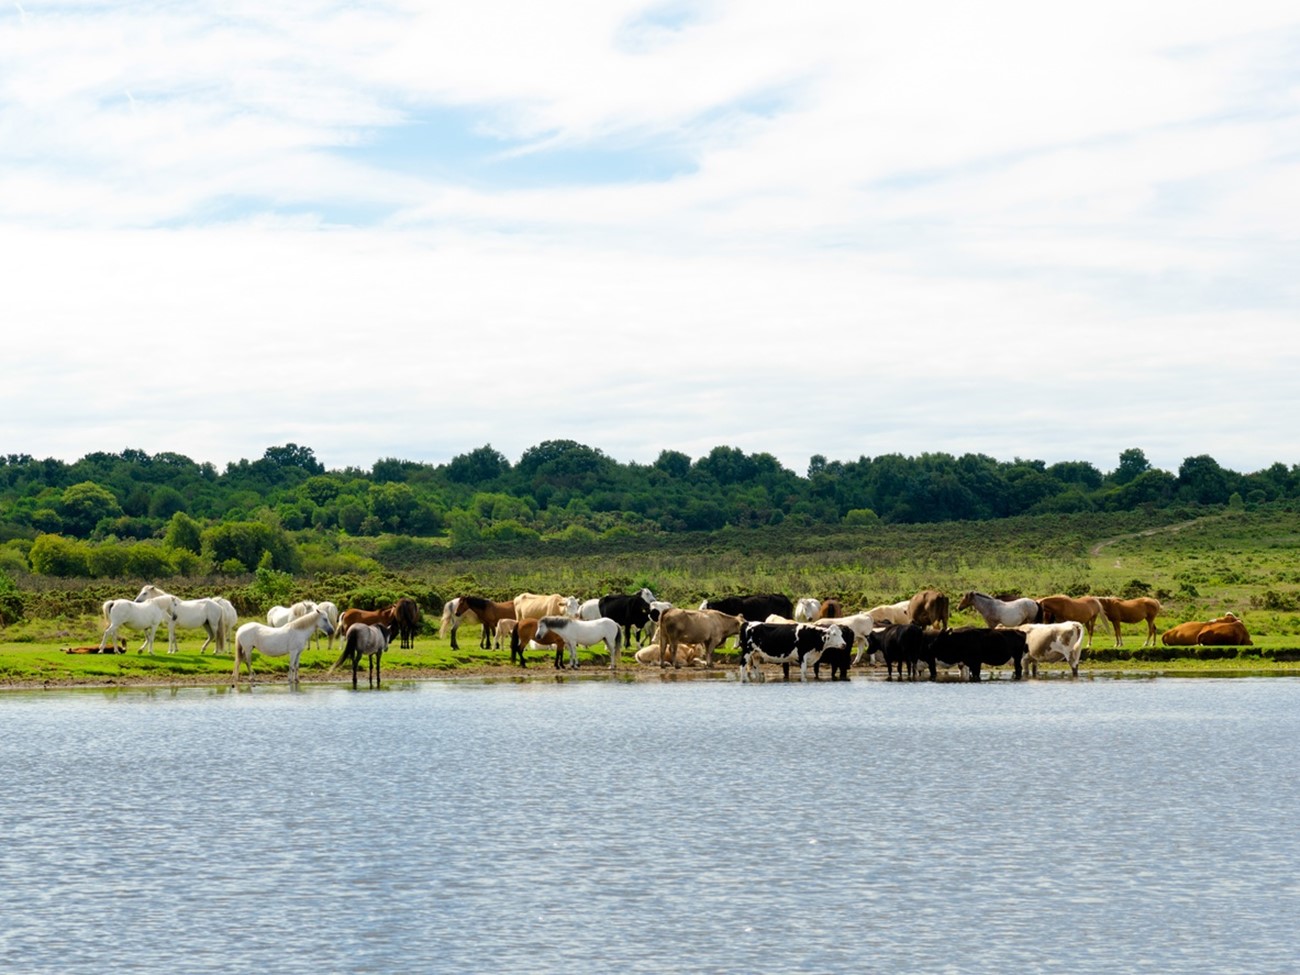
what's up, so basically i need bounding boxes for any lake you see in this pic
[1,675,1297,974]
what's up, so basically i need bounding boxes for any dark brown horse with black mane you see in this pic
[447,595,516,650]
[394,597,420,649]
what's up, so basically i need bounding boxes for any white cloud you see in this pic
[1,1,1298,477]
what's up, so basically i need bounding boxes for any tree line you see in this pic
[0,440,1295,580]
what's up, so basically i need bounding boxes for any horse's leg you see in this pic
[374,652,381,688]
[352,653,359,690]
[99,624,115,651]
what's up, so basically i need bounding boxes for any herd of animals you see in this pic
[84,583,1254,688]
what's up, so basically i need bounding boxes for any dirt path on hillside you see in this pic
[1089,514,1225,558]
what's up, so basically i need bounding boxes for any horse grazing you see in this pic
[957,591,1041,628]
[101,595,178,654]
[533,616,623,670]
[1037,594,1105,648]
[329,622,392,689]
[134,584,230,654]
[1096,596,1162,647]
[908,590,950,631]
[233,608,333,686]
[445,595,515,650]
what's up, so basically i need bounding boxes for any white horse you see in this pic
[133,585,227,655]
[267,600,316,628]
[233,609,333,686]
[205,597,239,655]
[793,598,822,622]
[101,595,178,654]
[533,616,623,670]
[957,591,1041,628]
[328,622,390,689]
[315,600,341,650]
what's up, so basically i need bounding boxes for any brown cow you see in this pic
[908,589,950,631]
[1096,596,1162,648]
[1038,594,1105,648]
[656,608,746,668]
[1197,618,1252,646]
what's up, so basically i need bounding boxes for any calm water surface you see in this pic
[1,676,1297,974]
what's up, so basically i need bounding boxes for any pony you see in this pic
[394,597,420,649]
[313,600,341,651]
[100,595,178,654]
[533,616,623,670]
[957,591,1041,628]
[207,597,239,654]
[793,598,822,622]
[508,617,569,667]
[439,597,478,646]
[329,622,392,689]
[267,600,316,628]
[1096,596,1162,647]
[1037,594,1105,648]
[233,608,333,686]
[445,596,515,650]
[133,584,230,654]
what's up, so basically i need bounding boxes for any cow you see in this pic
[865,623,926,681]
[642,600,675,643]
[700,593,795,625]
[737,622,847,683]
[919,626,1026,681]
[1197,618,1252,646]
[908,589,950,631]
[810,613,876,664]
[582,589,656,649]
[655,608,745,668]
[634,642,707,667]
[513,592,581,621]
[1016,621,1086,678]
[866,600,912,626]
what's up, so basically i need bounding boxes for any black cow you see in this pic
[920,626,1026,682]
[811,626,853,681]
[867,623,926,681]
[598,591,655,649]
[703,593,795,623]
[738,622,847,683]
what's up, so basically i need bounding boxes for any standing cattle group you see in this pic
[97,579,1252,687]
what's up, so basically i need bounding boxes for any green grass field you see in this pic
[3,503,1299,685]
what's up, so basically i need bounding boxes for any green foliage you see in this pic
[249,565,295,610]
[0,569,23,625]
[29,534,91,577]
[59,481,123,538]
[202,521,299,573]
[164,511,204,554]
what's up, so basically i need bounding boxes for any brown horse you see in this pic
[908,589,950,631]
[508,617,568,667]
[1096,596,1162,647]
[394,597,420,649]
[339,604,399,634]
[1038,594,1105,648]
[448,595,516,650]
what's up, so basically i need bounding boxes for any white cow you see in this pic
[1016,621,1086,678]
[865,601,912,626]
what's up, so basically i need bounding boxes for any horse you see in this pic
[100,595,178,654]
[793,598,821,622]
[907,589,950,630]
[329,622,392,689]
[313,600,341,651]
[1037,594,1105,648]
[445,595,515,650]
[957,591,1041,628]
[394,597,420,649]
[207,597,239,654]
[233,608,333,686]
[267,600,316,628]
[1096,596,1162,647]
[508,617,569,667]
[133,584,229,654]
[533,616,623,670]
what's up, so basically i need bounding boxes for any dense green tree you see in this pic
[59,482,123,538]
[164,512,204,554]
[201,521,299,573]
[29,534,91,577]
[1110,448,1151,486]
[445,445,511,485]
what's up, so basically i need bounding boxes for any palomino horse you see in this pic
[233,609,333,686]
[1096,596,1162,647]
[101,595,178,654]
[133,584,227,654]
[329,622,392,689]
[908,589,950,630]
[445,595,515,650]
[957,591,1041,628]
[533,616,623,670]
[1037,594,1105,648]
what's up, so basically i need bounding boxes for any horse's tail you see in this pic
[328,626,358,674]
[439,599,457,638]
[510,626,521,657]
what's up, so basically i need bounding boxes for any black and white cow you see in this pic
[596,588,656,649]
[920,626,1027,682]
[701,593,795,624]
[738,622,847,683]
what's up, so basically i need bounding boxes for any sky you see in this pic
[3,1,1298,479]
